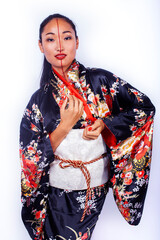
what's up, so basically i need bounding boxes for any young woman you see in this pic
[20,14,155,240]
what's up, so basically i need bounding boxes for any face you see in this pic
[39,18,79,75]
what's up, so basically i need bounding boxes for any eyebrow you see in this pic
[46,32,55,36]
[46,30,72,36]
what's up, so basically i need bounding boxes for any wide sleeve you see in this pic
[101,75,155,147]
[20,92,54,239]
[100,74,155,225]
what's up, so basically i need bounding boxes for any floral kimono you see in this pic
[20,61,155,240]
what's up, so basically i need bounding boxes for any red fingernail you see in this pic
[88,127,92,131]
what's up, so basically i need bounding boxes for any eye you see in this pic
[46,38,55,42]
[64,36,72,40]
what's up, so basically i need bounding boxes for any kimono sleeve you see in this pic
[101,74,155,225]
[101,75,155,146]
[19,91,54,239]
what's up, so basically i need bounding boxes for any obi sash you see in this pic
[49,129,109,190]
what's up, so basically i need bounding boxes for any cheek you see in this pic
[68,43,77,55]
[43,46,53,57]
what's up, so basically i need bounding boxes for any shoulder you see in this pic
[79,62,114,77]
[79,62,118,79]
[27,84,50,109]
[86,66,118,86]
[87,67,112,76]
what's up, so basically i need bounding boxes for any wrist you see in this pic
[101,120,105,130]
[59,120,72,133]
[98,118,105,131]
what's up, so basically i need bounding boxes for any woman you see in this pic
[20,14,155,240]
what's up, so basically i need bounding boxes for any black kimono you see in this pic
[20,61,155,240]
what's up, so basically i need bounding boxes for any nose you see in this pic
[56,38,64,52]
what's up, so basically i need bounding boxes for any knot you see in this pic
[54,153,107,222]
[73,160,83,168]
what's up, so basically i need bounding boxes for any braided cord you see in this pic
[54,153,107,222]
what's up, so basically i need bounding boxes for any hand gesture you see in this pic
[60,95,84,131]
[82,119,105,140]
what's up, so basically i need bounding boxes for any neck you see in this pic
[52,67,69,81]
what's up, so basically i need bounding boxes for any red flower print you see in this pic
[124,191,133,195]
[83,86,87,91]
[110,88,115,93]
[35,211,41,219]
[36,224,43,236]
[35,153,40,162]
[28,146,34,151]
[81,232,88,240]
[123,172,133,185]
[123,208,130,218]
[132,134,151,161]
[125,172,132,178]
[117,159,127,170]
[111,174,116,185]
[35,211,45,220]
[102,87,107,93]
[104,95,112,110]
[23,159,37,175]
[121,173,125,178]
[131,125,137,131]
[124,178,132,185]
[115,188,122,202]
[144,174,148,180]
[136,170,145,178]
[119,204,130,220]
[31,123,39,132]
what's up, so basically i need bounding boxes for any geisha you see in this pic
[20,13,155,240]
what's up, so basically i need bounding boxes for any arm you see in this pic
[20,93,55,239]
[100,75,155,225]
[101,76,155,146]
[49,95,84,152]
[20,101,46,198]
[83,70,155,143]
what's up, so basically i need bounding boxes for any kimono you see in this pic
[20,61,155,240]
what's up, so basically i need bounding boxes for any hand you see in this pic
[60,95,84,131]
[82,119,105,140]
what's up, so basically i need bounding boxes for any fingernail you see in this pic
[88,127,92,131]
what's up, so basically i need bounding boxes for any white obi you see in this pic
[49,129,109,190]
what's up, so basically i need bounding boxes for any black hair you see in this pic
[39,14,78,87]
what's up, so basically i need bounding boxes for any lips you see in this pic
[55,54,66,60]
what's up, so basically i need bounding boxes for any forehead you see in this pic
[42,18,74,34]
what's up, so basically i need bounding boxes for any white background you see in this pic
[0,0,160,239]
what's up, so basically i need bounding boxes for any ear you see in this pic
[76,38,79,50]
[38,40,44,53]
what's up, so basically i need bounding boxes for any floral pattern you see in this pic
[20,102,50,239]
[110,117,154,224]
[58,184,108,216]
[55,224,94,240]
[20,61,155,239]
[51,61,112,127]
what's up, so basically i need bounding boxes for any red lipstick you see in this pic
[55,54,66,60]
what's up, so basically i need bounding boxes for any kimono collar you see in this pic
[67,60,80,85]
[51,59,80,84]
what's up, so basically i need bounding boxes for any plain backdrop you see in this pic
[0,0,160,239]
